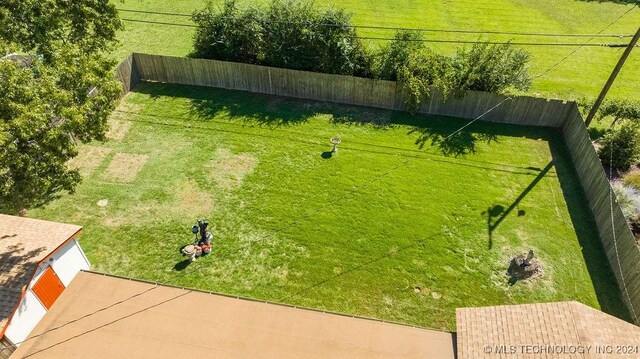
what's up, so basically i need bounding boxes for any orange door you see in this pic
[32,266,65,309]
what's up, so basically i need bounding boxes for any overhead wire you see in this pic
[441,3,637,143]
[119,18,632,47]
[116,8,633,38]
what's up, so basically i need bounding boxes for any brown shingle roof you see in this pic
[456,301,640,358]
[0,215,81,333]
[11,271,456,358]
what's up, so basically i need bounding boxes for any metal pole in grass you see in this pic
[585,26,640,127]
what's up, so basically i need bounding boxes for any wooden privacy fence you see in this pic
[114,53,640,324]
[115,54,140,97]
[563,109,640,324]
[131,53,571,128]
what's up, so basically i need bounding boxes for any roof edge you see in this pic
[81,270,452,334]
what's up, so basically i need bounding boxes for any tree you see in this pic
[448,42,531,96]
[192,0,371,76]
[0,43,122,214]
[0,0,122,214]
[0,0,122,57]
[373,30,425,81]
[192,0,264,64]
[597,98,640,127]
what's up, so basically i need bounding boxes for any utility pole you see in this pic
[585,26,640,127]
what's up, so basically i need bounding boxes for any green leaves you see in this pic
[372,32,531,111]
[192,0,371,76]
[598,98,640,126]
[0,0,122,214]
[449,42,530,94]
[191,1,532,112]
[0,0,122,57]
[598,120,640,171]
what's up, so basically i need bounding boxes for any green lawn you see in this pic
[29,82,629,330]
[112,0,640,101]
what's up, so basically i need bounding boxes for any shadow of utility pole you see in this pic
[484,161,554,249]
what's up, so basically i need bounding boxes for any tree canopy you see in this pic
[0,0,122,56]
[0,0,122,214]
[597,98,640,126]
[192,0,371,76]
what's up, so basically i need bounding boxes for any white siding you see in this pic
[4,238,90,347]
[4,291,47,345]
[51,239,90,286]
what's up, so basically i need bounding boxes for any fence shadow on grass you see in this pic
[133,82,553,158]
[548,135,632,322]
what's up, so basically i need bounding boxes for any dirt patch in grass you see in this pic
[177,180,214,215]
[102,153,149,183]
[210,148,258,189]
[106,102,142,140]
[68,146,113,176]
[106,120,132,140]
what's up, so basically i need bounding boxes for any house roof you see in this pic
[456,301,640,358]
[11,271,455,359]
[0,214,82,333]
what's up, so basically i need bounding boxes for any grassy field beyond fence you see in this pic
[112,0,640,101]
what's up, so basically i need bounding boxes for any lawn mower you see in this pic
[180,219,213,262]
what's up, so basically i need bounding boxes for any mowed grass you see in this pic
[29,82,629,330]
[112,0,640,101]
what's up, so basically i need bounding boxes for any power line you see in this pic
[358,36,629,47]
[116,8,634,38]
[533,4,637,80]
[121,18,195,28]
[120,19,631,47]
[441,3,637,142]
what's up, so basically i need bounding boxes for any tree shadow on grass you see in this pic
[410,127,498,157]
[132,82,553,158]
[548,133,633,322]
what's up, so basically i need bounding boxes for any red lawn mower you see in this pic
[180,219,213,262]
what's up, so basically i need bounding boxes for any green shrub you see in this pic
[193,0,371,76]
[598,120,640,171]
[373,30,425,81]
[448,42,531,95]
[192,1,264,64]
[192,1,531,104]
[261,0,371,76]
[372,32,530,111]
